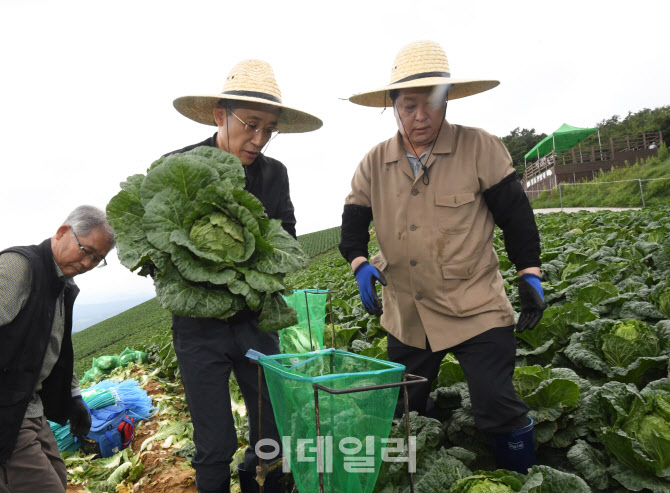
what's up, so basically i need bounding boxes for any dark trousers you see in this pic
[0,416,67,493]
[387,326,529,434]
[173,315,282,492]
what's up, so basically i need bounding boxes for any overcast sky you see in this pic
[1,0,668,306]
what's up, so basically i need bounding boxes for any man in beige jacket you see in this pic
[338,41,546,474]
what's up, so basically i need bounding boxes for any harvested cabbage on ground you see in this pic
[106,146,306,331]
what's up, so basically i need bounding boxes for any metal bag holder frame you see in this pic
[253,288,425,492]
[312,373,427,493]
[252,360,427,493]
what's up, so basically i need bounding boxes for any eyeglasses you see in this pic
[71,227,107,267]
[229,111,279,140]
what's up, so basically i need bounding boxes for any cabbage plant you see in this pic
[447,466,589,493]
[514,300,598,366]
[650,282,670,318]
[573,378,670,492]
[374,413,590,492]
[106,147,306,331]
[433,365,588,451]
[564,319,670,386]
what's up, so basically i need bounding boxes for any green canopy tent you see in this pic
[524,123,600,166]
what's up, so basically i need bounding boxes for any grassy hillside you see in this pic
[297,225,341,257]
[531,144,670,208]
[72,298,171,377]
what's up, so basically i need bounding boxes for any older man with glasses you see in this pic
[0,205,115,493]
[166,59,322,493]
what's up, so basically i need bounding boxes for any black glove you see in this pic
[69,396,91,439]
[354,261,387,316]
[516,273,547,333]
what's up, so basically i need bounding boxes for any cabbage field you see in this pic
[279,207,670,492]
[72,207,670,492]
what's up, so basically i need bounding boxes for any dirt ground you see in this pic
[67,367,198,493]
[128,419,197,493]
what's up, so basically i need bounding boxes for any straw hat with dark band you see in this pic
[349,40,500,108]
[174,59,323,133]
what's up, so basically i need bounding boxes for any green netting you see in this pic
[81,348,148,383]
[119,348,148,366]
[259,349,404,493]
[280,290,329,354]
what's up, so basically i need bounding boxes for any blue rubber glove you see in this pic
[69,396,91,439]
[516,273,547,333]
[354,261,387,316]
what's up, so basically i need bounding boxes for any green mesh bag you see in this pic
[119,347,148,366]
[259,349,404,493]
[94,355,122,371]
[280,290,329,354]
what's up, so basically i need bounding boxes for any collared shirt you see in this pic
[406,147,431,177]
[0,252,80,418]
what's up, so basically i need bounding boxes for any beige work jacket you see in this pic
[345,121,516,350]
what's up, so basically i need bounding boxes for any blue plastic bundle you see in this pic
[49,379,156,453]
[87,379,156,420]
[48,420,81,453]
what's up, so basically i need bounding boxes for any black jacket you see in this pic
[0,239,79,464]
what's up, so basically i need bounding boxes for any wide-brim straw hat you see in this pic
[349,40,499,107]
[174,59,322,133]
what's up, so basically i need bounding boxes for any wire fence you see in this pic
[526,177,670,210]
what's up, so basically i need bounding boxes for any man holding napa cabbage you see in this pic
[165,60,322,493]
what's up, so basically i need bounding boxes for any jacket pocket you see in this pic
[441,251,498,316]
[434,192,476,234]
[369,253,388,272]
[441,251,491,280]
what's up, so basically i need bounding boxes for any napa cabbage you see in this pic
[564,319,670,386]
[577,379,670,492]
[106,147,306,331]
[601,319,661,368]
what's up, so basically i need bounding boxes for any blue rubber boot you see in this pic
[491,418,536,474]
[237,465,284,493]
